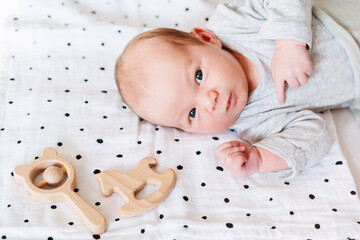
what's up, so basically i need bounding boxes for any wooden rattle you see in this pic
[14,147,107,235]
[96,157,176,217]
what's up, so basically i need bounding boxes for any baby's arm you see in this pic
[216,110,332,179]
[264,0,314,104]
[216,141,290,178]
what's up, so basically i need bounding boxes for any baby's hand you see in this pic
[271,39,313,104]
[215,141,262,178]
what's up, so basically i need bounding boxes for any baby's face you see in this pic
[135,38,248,134]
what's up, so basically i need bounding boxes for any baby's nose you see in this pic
[202,90,218,112]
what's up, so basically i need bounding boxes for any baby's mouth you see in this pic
[226,93,232,112]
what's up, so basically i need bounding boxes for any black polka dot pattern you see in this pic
[1,0,360,239]
[226,223,233,228]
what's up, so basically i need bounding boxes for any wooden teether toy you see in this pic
[96,157,176,217]
[14,147,107,235]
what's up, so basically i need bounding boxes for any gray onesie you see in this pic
[206,0,356,179]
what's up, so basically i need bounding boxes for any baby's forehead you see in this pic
[130,38,192,69]
[135,37,179,54]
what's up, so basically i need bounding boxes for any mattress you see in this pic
[1,0,360,239]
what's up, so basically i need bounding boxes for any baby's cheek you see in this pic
[188,112,235,134]
[204,116,234,134]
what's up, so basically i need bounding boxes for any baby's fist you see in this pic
[271,39,313,104]
[216,141,262,178]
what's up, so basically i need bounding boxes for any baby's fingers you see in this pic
[287,78,301,89]
[216,141,245,156]
[217,147,245,164]
[223,152,247,174]
[225,152,256,178]
[216,141,243,152]
[297,72,309,85]
[274,79,285,105]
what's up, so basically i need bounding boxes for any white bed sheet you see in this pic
[1,1,360,239]
[332,108,360,195]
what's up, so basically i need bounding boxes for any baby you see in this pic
[115,0,359,179]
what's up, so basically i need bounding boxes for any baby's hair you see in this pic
[114,28,205,115]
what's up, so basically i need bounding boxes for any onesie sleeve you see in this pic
[207,0,314,48]
[252,110,332,179]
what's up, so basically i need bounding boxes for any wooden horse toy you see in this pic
[13,147,107,235]
[96,157,176,217]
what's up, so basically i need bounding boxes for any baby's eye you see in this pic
[189,108,196,121]
[195,69,203,85]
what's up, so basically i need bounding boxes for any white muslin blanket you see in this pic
[1,0,360,239]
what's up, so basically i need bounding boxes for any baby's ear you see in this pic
[190,28,222,48]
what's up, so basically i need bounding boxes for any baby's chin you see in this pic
[184,120,237,135]
[193,127,232,135]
